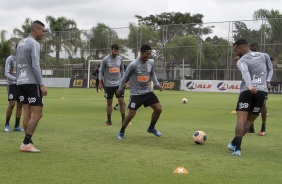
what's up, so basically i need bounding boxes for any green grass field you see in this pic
[1,87,282,184]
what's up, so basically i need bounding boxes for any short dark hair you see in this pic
[249,43,259,47]
[140,44,152,53]
[111,44,119,50]
[233,39,248,46]
[33,20,45,27]
[270,57,274,61]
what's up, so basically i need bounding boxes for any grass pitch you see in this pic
[0,87,281,184]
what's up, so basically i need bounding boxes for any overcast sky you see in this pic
[1,0,281,39]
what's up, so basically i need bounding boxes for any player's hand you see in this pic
[98,83,103,90]
[248,86,257,94]
[40,86,48,96]
[267,81,271,90]
[157,84,163,92]
[116,90,122,97]
[233,56,240,62]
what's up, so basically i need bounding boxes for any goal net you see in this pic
[87,59,133,88]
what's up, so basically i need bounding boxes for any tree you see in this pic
[253,9,282,61]
[0,30,12,77]
[87,23,123,60]
[13,18,32,38]
[135,12,213,79]
[165,35,198,79]
[232,21,261,44]
[46,16,81,69]
[135,12,212,43]
[127,23,159,59]
[0,30,11,66]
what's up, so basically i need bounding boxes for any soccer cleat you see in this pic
[4,125,10,132]
[231,150,241,156]
[103,122,112,126]
[118,133,124,139]
[227,143,236,152]
[147,129,162,137]
[114,106,118,110]
[14,126,24,132]
[258,131,265,136]
[20,143,41,153]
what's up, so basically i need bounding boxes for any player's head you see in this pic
[13,43,18,55]
[110,44,119,58]
[140,44,152,62]
[270,57,274,65]
[249,43,259,52]
[233,39,249,57]
[30,20,45,41]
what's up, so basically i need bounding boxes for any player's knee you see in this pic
[155,107,162,114]
[9,102,16,109]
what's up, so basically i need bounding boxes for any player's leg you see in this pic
[5,85,17,132]
[258,99,267,136]
[22,104,31,133]
[118,109,136,139]
[4,100,16,132]
[145,92,162,136]
[96,79,99,92]
[19,84,43,153]
[229,111,248,156]
[228,91,251,156]
[13,101,24,131]
[115,87,125,124]
[104,87,114,126]
[118,95,141,139]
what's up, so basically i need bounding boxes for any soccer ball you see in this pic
[182,98,188,104]
[193,131,207,144]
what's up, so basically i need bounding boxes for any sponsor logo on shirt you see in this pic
[137,75,149,82]
[109,67,120,73]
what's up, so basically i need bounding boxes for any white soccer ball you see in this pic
[193,131,207,144]
[182,98,188,104]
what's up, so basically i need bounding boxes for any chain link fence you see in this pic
[4,19,282,82]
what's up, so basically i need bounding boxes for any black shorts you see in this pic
[104,86,124,99]
[128,92,159,110]
[236,90,267,115]
[7,84,20,102]
[17,84,43,106]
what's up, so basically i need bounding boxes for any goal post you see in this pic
[87,59,133,88]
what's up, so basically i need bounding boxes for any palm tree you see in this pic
[45,16,81,69]
[13,18,32,38]
[88,23,122,60]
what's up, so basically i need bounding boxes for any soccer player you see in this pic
[116,44,163,140]
[227,39,273,156]
[4,44,24,132]
[98,44,125,126]
[16,20,48,153]
[92,64,100,92]
[248,43,273,135]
